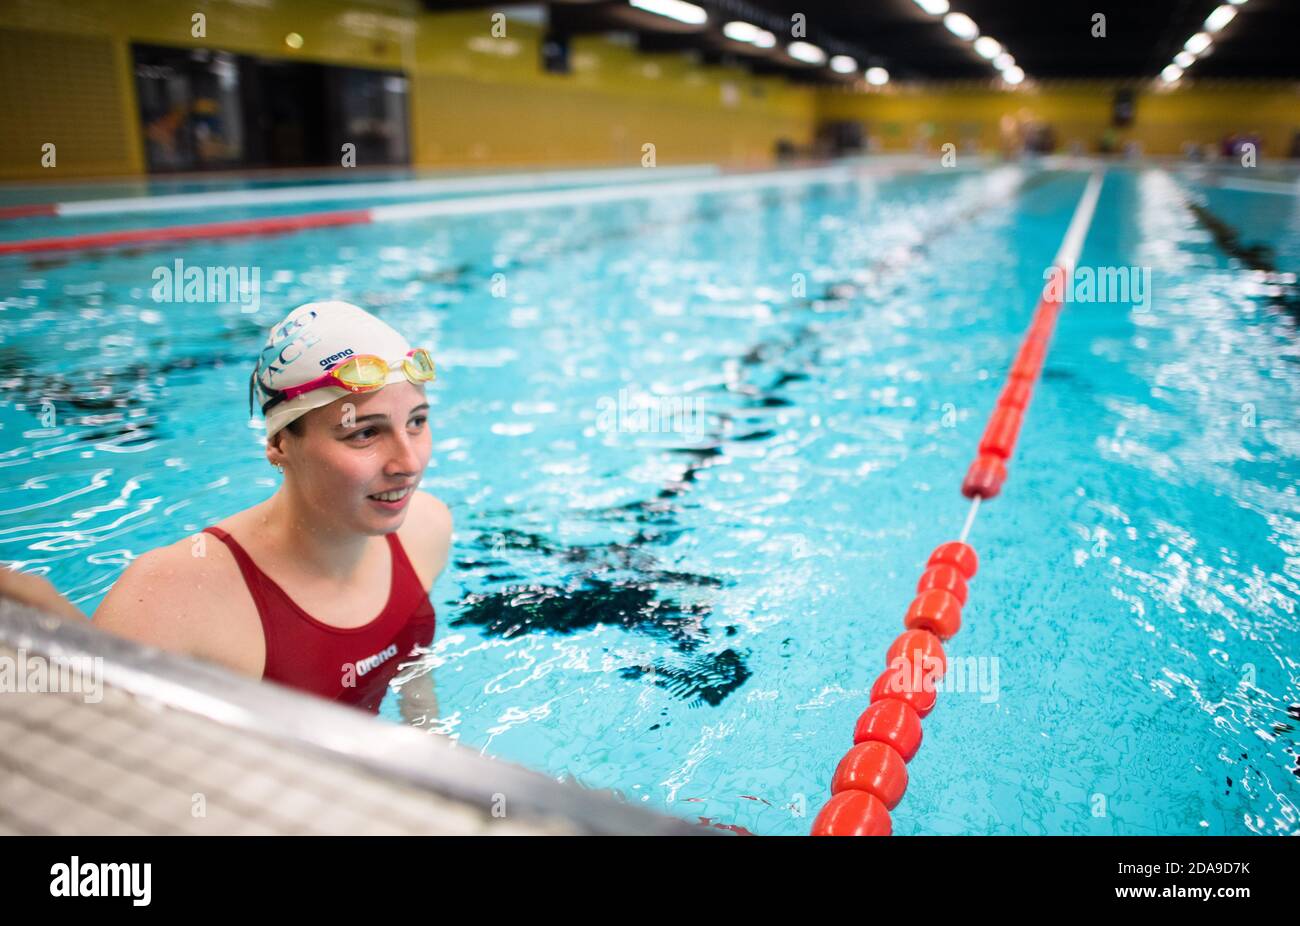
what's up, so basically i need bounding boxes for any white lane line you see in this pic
[1216,177,1300,195]
[959,497,981,543]
[1052,169,1105,273]
[55,165,720,217]
[3,160,967,254]
[370,163,882,222]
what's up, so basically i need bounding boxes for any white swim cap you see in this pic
[250,301,414,440]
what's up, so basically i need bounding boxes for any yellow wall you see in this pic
[1133,84,1298,156]
[410,27,812,168]
[0,0,814,180]
[1,0,1295,180]
[410,11,816,169]
[0,25,143,178]
[817,81,1300,158]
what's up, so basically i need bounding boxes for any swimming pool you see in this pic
[1,160,1297,836]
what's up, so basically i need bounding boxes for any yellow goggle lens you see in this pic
[405,349,436,380]
[335,355,389,388]
[331,350,435,391]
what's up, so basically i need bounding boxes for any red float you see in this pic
[830,741,908,809]
[962,453,1007,499]
[870,664,939,717]
[979,406,1023,459]
[853,698,923,762]
[927,541,978,580]
[887,628,948,679]
[0,208,374,256]
[903,588,962,640]
[1028,314,1057,339]
[1010,340,1047,380]
[810,790,892,836]
[810,248,1070,834]
[1024,327,1052,347]
[1034,302,1056,323]
[917,563,968,605]
[0,202,58,220]
[998,376,1034,410]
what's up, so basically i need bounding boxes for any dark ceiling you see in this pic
[424,0,1300,82]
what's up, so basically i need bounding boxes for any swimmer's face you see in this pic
[272,382,431,534]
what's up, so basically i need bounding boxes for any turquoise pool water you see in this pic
[1,162,1297,835]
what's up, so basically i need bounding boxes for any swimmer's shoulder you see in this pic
[92,527,264,677]
[397,490,453,594]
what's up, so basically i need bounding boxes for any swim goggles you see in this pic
[251,348,436,416]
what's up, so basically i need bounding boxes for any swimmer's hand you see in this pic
[0,565,87,622]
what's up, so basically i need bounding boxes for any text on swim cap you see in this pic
[260,310,320,384]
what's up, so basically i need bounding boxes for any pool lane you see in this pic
[1,164,1295,835]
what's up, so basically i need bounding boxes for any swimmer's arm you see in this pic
[398,492,450,727]
[91,548,214,660]
[3,555,253,678]
[0,566,88,622]
[409,490,452,588]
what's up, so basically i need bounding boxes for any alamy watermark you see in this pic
[152,258,261,312]
[1043,265,1152,311]
[0,648,103,703]
[50,856,150,906]
[596,388,706,435]
[881,653,1001,704]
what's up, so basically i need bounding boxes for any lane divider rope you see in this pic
[0,163,870,257]
[0,160,974,257]
[0,209,375,255]
[0,165,721,221]
[810,170,1105,836]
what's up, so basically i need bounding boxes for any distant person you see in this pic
[144,104,188,168]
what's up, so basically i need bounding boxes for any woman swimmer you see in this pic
[0,301,451,720]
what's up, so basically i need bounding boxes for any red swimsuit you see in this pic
[202,526,437,713]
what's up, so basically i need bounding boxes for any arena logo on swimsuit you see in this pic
[355,643,399,676]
